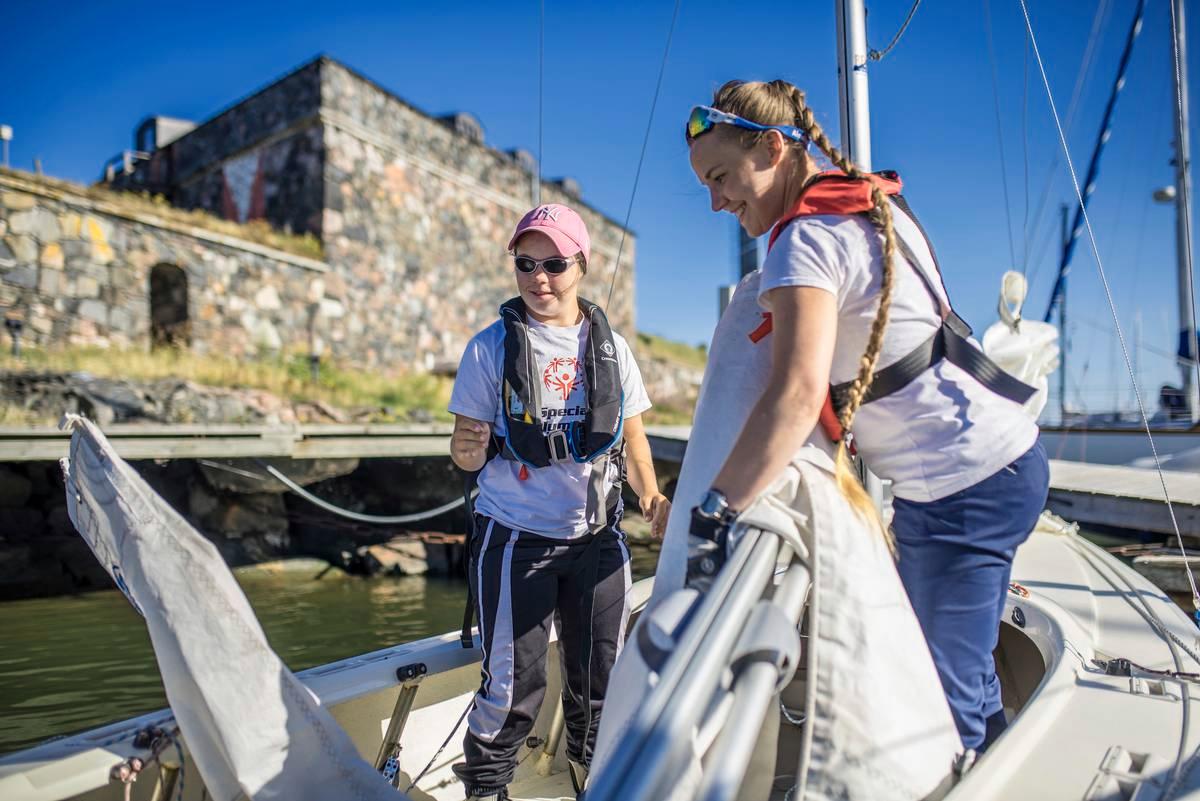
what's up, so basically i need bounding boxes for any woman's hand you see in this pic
[640,493,671,539]
[451,415,491,472]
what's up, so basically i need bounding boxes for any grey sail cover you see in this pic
[60,415,406,801]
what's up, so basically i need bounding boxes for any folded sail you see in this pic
[61,415,405,801]
[593,271,961,799]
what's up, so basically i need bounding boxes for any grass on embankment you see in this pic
[0,346,453,425]
[636,332,708,371]
[1,334,705,426]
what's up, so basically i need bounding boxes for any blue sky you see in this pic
[1,0,1197,418]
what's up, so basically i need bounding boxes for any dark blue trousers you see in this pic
[891,442,1048,751]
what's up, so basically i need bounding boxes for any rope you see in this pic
[1064,536,1197,794]
[867,0,922,61]
[604,0,683,313]
[255,459,475,525]
[172,737,186,801]
[779,699,806,727]
[981,0,1017,272]
[404,697,473,793]
[1017,0,1200,610]
[536,0,544,206]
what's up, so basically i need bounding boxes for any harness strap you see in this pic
[828,204,1035,412]
[460,472,481,649]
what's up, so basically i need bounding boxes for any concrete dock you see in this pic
[5,423,1199,539]
[644,427,1200,540]
[0,423,454,461]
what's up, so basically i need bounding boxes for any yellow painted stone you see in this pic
[61,213,83,239]
[92,239,115,264]
[84,218,115,263]
[40,243,64,269]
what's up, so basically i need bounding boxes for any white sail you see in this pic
[60,414,406,801]
[649,271,835,601]
[592,271,961,800]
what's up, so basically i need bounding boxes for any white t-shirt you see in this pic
[449,315,652,538]
[759,201,1039,502]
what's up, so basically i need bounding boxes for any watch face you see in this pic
[700,490,725,517]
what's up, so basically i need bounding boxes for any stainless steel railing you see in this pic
[588,526,809,801]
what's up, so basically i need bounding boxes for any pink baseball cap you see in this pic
[507,203,591,266]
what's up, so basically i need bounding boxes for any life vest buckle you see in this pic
[546,429,572,464]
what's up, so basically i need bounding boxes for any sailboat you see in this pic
[3,1,1200,800]
[1035,0,1200,469]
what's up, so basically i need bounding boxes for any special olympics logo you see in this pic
[543,356,580,401]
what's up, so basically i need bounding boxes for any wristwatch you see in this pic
[695,488,737,524]
[688,488,737,590]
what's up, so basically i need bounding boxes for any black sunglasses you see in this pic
[513,254,579,275]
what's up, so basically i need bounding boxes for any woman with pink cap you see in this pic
[447,202,670,800]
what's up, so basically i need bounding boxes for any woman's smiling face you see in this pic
[689,129,794,238]
[513,231,582,322]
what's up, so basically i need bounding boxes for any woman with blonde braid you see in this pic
[685,80,1048,754]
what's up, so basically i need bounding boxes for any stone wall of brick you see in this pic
[0,171,329,358]
[109,61,326,239]
[11,56,636,372]
[318,61,635,370]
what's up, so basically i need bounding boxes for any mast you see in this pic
[835,0,872,169]
[1059,203,1069,423]
[835,0,883,507]
[1043,0,1146,326]
[1171,0,1197,422]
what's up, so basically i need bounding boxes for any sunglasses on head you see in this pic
[685,105,811,149]
[513,254,580,275]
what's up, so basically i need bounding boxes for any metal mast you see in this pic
[1171,0,1197,422]
[835,0,872,171]
[835,0,884,507]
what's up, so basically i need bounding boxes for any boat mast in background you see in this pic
[1041,0,1146,421]
[1170,0,1197,423]
[835,0,885,507]
[835,0,871,170]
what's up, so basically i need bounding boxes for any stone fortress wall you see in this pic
[0,56,635,371]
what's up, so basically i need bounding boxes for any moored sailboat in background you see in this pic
[1037,0,1200,469]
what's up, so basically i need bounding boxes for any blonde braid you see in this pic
[710,80,899,545]
[789,87,896,546]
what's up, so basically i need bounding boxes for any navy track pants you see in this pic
[453,515,632,796]
[891,441,1049,752]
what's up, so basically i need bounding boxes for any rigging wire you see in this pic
[1074,316,1181,363]
[536,0,544,206]
[1168,0,1200,416]
[867,0,922,61]
[1022,31,1032,274]
[1063,536,1196,792]
[604,0,683,313]
[982,0,1019,272]
[1025,0,1113,291]
[1017,0,1200,611]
